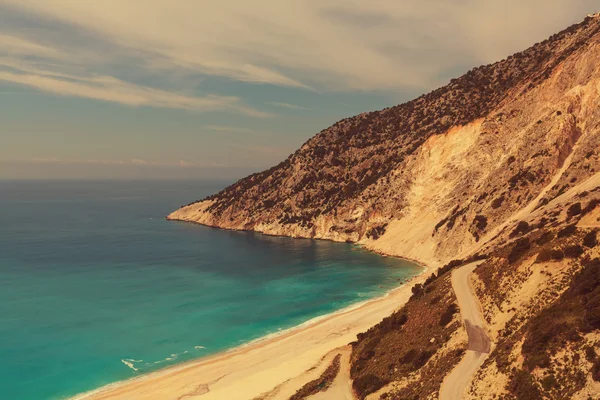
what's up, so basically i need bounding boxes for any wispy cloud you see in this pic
[0,56,271,117]
[4,0,596,96]
[0,70,267,117]
[14,158,227,168]
[0,33,63,57]
[267,101,308,110]
[0,0,596,119]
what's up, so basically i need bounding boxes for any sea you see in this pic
[0,180,421,400]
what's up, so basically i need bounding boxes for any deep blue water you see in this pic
[0,180,421,400]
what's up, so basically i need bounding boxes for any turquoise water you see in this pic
[0,180,421,400]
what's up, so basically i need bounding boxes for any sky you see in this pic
[1,1,598,180]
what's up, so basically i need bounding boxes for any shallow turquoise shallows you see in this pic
[0,180,421,400]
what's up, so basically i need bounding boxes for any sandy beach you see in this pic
[72,269,426,400]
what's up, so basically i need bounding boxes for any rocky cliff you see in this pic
[169,14,600,268]
[169,14,600,399]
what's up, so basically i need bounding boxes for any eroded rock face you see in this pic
[168,15,600,269]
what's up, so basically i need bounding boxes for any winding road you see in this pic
[439,261,490,400]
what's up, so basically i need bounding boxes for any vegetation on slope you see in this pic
[185,17,600,236]
[473,196,600,399]
[289,354,341,400]
[350,271,465,399]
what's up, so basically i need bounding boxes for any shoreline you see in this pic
[70,256,428,400]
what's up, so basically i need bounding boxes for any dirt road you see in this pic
[439,261,490,400]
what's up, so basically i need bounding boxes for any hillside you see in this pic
[169,15,600,266]
[169,14,600,400]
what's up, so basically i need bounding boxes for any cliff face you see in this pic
[168,15,600,268]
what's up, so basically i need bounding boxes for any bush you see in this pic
[400,349,417,364]
[551,249,565,260]
[411,283,424,298]
[439,303,458,326]
[583,199,600,215]
[508,238,531,263]
[564,245,584,258]
[536,231,555,245]
[567,202,582,218]
[593,359,600,382]
[437,259,464,277]
[353,374,388,399]
[473,215,488,230]
[541,374,559,391]
[508,370,542,400]
[491,195,505,209]
[536,248,553,263]
[573,258,600,296]
[412,350,435,369]
[557,224,577,238]
[585,346,596,362]
[585,290,600,330]
[510,221,530,238]
[536,217,548,229]
[378,313,408,333]
[584,230,598,248]
[424,273,437,287]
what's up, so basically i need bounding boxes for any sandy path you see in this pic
[72,278,420,400]
[440,261,490,400]
[307,347,354,400]
[258,350,340,400]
